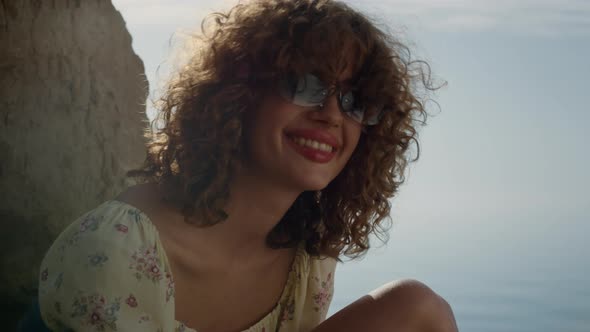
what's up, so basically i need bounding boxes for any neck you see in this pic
[179,168,301,263]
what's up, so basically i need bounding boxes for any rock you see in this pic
[0,0,148,327]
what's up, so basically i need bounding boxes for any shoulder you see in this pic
[306,253,337,296]
[299,247,337,301]
[309,254,337,313]
[40,198,161,265]
[280,248,337,330]
[38,197,175,331]
[115,182,182,231]
[114,182,160,213]
[300,247,337,283]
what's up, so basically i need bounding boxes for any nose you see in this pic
[309,95,343,127]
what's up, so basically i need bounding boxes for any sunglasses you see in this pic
[278,73,382,126]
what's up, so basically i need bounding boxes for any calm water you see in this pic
[328,211,590,331]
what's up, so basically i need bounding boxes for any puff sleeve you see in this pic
[38,201,176,332]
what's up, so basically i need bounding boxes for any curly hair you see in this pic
[128,0,443,260]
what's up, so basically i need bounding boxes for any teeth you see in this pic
[292,136,334,152]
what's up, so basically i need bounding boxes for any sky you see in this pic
[111,0,590,323]
[112,0,590,219]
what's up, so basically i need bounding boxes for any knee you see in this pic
[370,279,458,332]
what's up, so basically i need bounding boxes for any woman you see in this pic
[38,0,457,331]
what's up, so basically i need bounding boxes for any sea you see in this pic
[328,210,589,331]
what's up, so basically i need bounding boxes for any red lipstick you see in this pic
[284,129,340,163]
[286,129,340,150]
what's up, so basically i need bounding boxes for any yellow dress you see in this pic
[38,200,336,332]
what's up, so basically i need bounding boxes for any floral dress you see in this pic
[38,200,336,332]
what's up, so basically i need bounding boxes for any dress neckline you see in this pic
[107,199,306,332]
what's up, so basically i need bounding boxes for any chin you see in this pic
[298,175,333,191]
[304,183,329,191]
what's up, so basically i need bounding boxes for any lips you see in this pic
[285,129,341,151]
[284,128,341,163]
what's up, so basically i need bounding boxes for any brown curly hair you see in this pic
[128,0,443,260]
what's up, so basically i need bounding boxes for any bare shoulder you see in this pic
[116,182,154,204]
[115,182,187,231]
[115,183,164,221]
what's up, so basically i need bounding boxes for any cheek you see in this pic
[254,97,297,126]
[344,124,363,153]
[335,126,362,174]
[246,99,280,137]
[244,98,297,153]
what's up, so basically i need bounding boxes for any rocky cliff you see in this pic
[0,0,148,327]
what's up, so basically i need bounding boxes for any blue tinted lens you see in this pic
[344,109,364,124]
[279,74,328,107]
[363,108,384,126]
[340,91,355,111]
[293,74,328,107]
[279,74,380,125]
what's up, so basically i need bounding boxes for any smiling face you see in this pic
[241,69,363,192]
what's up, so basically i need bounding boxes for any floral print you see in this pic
[79,214,103,233]
[127,208,143,223]
[56,213,105,262]
[280,298,296,322]
[312,272,334,313]
[138,313,151,324]
[38,200,336,332]
[54,272,63,289]
[88,253,109,267]
[125,294,138,308]
[165,271,175,303]
[114,223,128,233]
[129,244,164,283]
[70,292,121,331]
[175,323,188,332]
